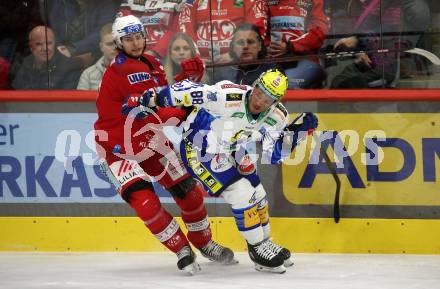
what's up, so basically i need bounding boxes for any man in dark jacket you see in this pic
[12,26,82,89]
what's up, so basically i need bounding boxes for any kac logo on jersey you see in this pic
[128,72,151,84]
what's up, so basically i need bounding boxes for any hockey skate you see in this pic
[199,240,238,265]
[247,240,286,274]
[176,246,201,275]
[265,239,294,267]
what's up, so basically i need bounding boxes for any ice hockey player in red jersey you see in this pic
[94,15,235,275]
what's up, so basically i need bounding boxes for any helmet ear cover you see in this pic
[253,69,288,101]
[112,15,146,48]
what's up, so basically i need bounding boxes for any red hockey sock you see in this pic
[173,184,212,249]
[128,189,189,253]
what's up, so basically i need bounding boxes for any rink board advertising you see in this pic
[1,113,439,210]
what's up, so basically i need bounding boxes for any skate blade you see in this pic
[254,263,286,274]
[284,258,294,267]
[183,262,202,276]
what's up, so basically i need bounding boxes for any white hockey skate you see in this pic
[247,240,286,274]
[176,246,201,276]
[199,240,238,265]
[265,239,294,267]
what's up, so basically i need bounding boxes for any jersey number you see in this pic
[190,91,204,104]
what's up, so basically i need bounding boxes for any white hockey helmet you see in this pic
[112,15,145,48]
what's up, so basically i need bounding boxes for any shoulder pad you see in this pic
[110,53,164,76]
[216,80,250,91]
[275,103,288,117]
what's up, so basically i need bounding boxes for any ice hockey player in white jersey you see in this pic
[155,69,318,273]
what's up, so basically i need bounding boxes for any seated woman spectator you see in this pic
[164,32,207,84]
[12,26,82,90]
[212,23,275,85]
[77,24,117,90]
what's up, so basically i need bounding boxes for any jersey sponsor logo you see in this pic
[264,117,277,126]
[232,112,245,119]
[159,155,187,181]
[109,160,147,187]
[226,93,243,101]
[127,72,151,84]
[197,20,235,41]
[271,16,305,31]
[237,155,256,175]
[207,91,217,101]
[220,83,247,90]
[226,102,241,108]
[210,154,233,173]
[243,205,260,228]
[139,15,162,25]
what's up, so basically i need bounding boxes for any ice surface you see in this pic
[0,252,439,289]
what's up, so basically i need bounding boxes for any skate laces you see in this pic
[201,240,224,259]
[255,241,277,260]
[265,239,282,254]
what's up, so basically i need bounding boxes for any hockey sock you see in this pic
[258,201,271,240]
[255,184,270,240]
[173,184,212,249]
[128,189,189,253]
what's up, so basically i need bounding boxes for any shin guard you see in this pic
[128,189,189,253]
[223,179,264,245]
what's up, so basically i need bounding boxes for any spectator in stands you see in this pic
[213,23,275,85]
[11,26,82,90]
[151,0,267,65]
[0,1,44,81]
[77,24,117,90]
[330,0,431,88]
[267,0,329,89]
[46,0,119,68]
[163,32,207,84]
[0,57,11,89]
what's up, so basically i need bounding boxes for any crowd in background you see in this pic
[0,0,437,90]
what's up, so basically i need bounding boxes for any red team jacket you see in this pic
[94,52,185,160]
[267,0,329,55]
[153,0,267,60]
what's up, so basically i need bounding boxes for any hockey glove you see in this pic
[285,112,318,135]
[121,89,157,117]
[126,89,156,108]
[174,56,205,82]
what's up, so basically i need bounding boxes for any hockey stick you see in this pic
[290,113,341,223]
[312,132,341,223]
[206,47,440,68]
